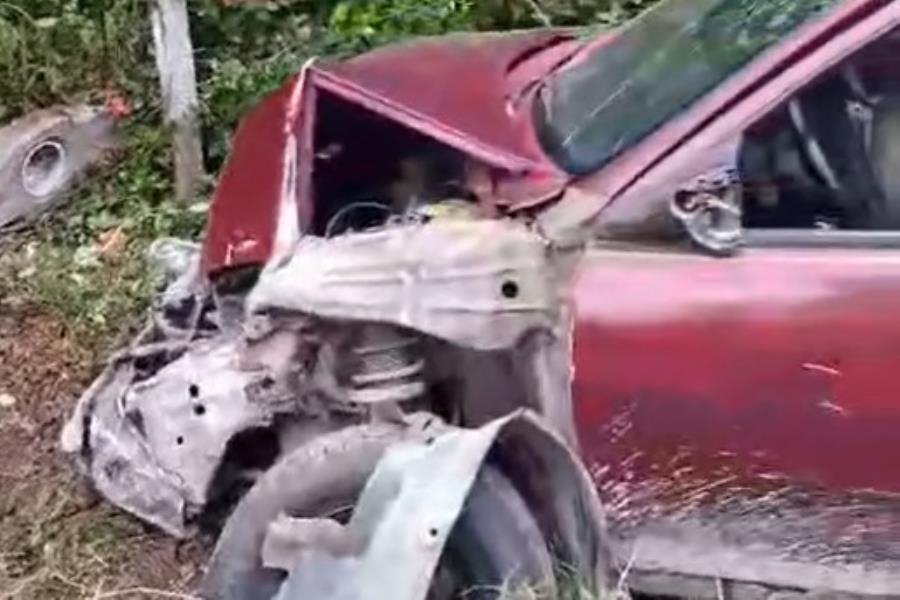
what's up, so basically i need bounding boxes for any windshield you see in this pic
[535,0,841,175]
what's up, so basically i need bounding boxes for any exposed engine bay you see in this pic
[58,94,607,597]
[61,216,575,535]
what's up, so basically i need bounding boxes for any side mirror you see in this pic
[670,184,743,256]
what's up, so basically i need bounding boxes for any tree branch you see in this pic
[523,0,552,27]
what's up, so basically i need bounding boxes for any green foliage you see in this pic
[56,124,207,248]
[0,0,663,348]
[466,0,646,29]
[0,122,206,350]
[192,0,318,167]
[0,0,155,121]
[325,0,475,52]
[531,0,657,26]
[322,0,655,52]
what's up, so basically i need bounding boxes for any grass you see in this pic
[0,122,208,356]
[0,446,206,599]
[0,306,209,599]
[0,96,210,600]
[487,559,633,600]
[2,478,152,599]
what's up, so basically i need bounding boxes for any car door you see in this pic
[571,237,900,594]
[565,2,900,596]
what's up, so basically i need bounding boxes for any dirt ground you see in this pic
[0,304,209,599]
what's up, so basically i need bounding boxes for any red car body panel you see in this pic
[201,0,900,589]
[202,30,575,273]
[203,0,886,273]
[320,30,574,172]
[574,246,900,490]
[570,247,900,590]
[202,79,300,273]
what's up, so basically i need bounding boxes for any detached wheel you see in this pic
[200,424,555,600]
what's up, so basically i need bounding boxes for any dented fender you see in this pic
[247,219,563,351]
[268,410,614,600]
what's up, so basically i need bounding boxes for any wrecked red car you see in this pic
[63,0,900,597]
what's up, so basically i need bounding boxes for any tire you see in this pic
[431,466,557,600]
[0,107,115,230]
[200,426,555,600]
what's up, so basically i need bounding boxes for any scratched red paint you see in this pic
[572,248,900,496]
[202,81,296,272]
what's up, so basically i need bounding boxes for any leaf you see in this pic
[330,2,350,26]
[34,17,59,29]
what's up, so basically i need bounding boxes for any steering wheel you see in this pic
[787,66,887,228]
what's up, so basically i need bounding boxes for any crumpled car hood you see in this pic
[202,29,582,274]
[317,29,578,173]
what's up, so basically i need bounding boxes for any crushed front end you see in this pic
[61,40,614,600]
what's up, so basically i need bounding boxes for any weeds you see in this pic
[0,471,203,599]
[0,0,154,121]
[0,121,206,357]
[486,559,632,600]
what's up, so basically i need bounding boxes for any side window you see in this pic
[739,30,900,234]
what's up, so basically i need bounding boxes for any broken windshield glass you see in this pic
[535,0,841,175]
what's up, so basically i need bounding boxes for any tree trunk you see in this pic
[150,0,205,202]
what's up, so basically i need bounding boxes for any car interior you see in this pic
[740,30,900,232]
